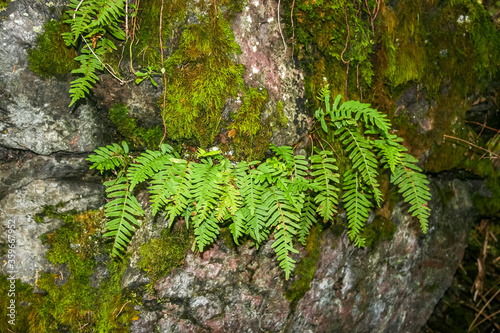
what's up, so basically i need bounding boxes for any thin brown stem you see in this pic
[159,0,168,148]
[443,135,500,159]
[468,289,500,331]
[291,0,295,58]
[340,2,350,65]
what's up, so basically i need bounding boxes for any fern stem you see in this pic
[81,36,124,84]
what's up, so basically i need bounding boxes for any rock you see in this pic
[128,177,477,333]
[0,152,104,286]
[231,0,309,146]
[0,0,112,155]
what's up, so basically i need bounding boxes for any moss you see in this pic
[285,225,322,305]
[138,227,190,290]
[362,177,397,247]
[33,202,68,223]
[0,0,10,12]
[219,226,237,250]
[0,276,35,332]
[27,18,78,79]
[109,103,163,149]
[473,174,500,217]
[0,208,138,332]
[161,16,245,146]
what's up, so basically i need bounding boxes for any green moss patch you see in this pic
[1,209,139,332]
[28,19,78,79]
[109,103,163,149]
[138,227,190,290]
[285,226,322,305]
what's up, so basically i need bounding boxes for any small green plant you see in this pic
[87,89,431,280]
[62,0,126,106]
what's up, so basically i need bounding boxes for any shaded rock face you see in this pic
[0,0,111,155]
[129,177,478,333]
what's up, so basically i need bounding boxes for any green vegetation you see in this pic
[109,103,163,149]
[87,91,431,279]
[0,0,11,12]
[28,19,78,79]
[285,225,322,304]
[228,89,288,160]
[161,16,244,145]
[138,227,190,290]
[1,209,138,332]
[62,0,126,106]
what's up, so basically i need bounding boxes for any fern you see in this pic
[63,0,126,106]
[103,174,144,256]
[127,144,173,191]
[149,158,191,221]
[189,158,225,251]
[309,149,340,221]
[262,186,300,279]
[314,85,431,246]
[391,154,431,233]
[343,171,370,247]
[87,141,129,173]
[87,88,431,278]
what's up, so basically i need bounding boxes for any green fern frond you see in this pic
[69,46,102,107]
[337,127,383,205]
[230,208,248,245]
[343,171,370,247]
[190,158,225,251]
[374,134,406,173]
[103,174,144,256]
[215,165,242,221]
[89,0,126,30]
[391,154,431,233]
[127,146,173,191]
[309,150,340,221]
[298,193,318,245]
[263,187,300,280]
[338,101,392,135]
[87,141,129,173]
[149,158,191,220]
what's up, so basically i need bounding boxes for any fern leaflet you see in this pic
[391,154,431,233]
[103,174,144,256]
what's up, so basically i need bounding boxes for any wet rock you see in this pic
[395,86,433,133]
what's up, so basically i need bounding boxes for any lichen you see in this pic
[27,18,78,79]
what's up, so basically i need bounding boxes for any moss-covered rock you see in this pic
[28,18,78,79]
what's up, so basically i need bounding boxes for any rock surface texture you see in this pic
[127,177,478,333]
[0,0,482,332]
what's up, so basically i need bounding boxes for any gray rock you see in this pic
[0,153,104,286]
[0,0,112,155]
